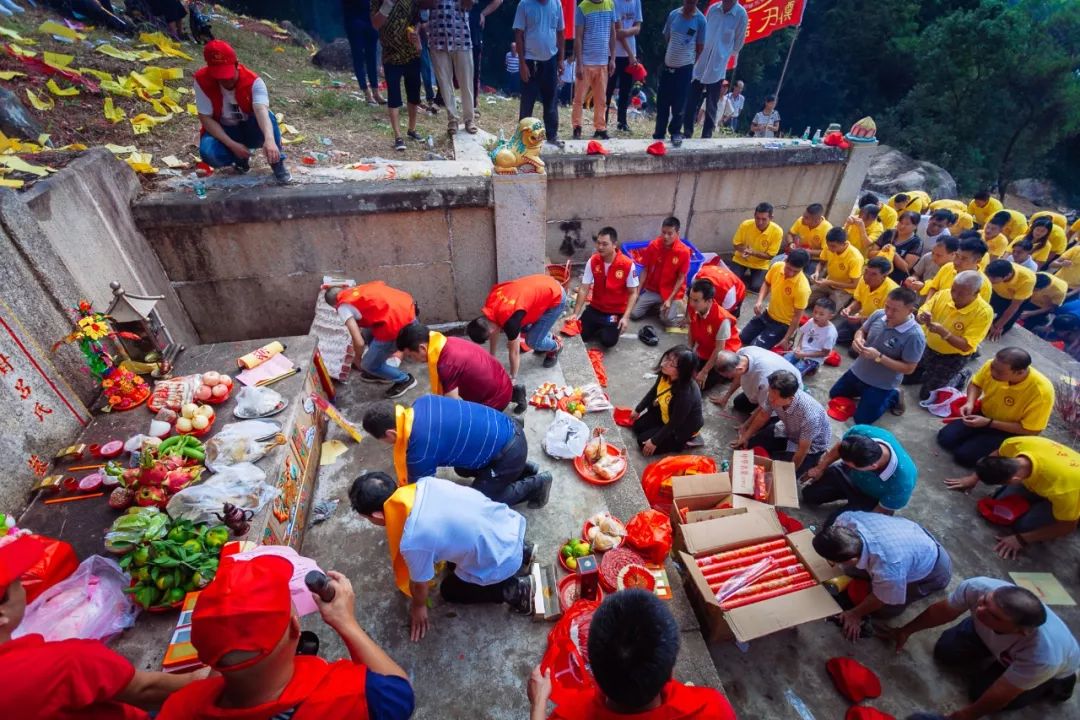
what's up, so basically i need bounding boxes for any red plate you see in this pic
[573,444,627,486]
[203,386,232,405]
[599,547,646,593]
[175,414,215,438]
[581,515,625,550]
[558,574,604,609]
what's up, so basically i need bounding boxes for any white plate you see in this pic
[233,399,289,419]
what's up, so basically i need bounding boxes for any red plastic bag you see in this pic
[540,598,600,704]
[641,455,717,512]
[19,535,77,604]
[625,509,673,564]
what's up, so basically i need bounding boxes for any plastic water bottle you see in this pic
[801,126,810,140]
[784,688,816,720]
[193,180,206,199]
[811,129,822,145]
[498,128,506,143]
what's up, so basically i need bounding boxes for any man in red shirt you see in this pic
[397,322,527,413]
[325,282,419,399]
[0,536,204,719]
[692,259,747,317]
[468,273,569,379]
[687,278,740,391]
[529,589,737,719]
[629,216,692,327]
[569,227,640,348]
[158,555,414,720]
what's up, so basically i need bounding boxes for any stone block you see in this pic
[492,172,547,282]
[683,209,757,255]
[340,210,451,268]
[548,174,678,220]
[448,207,497,317]
[175,274,326,343]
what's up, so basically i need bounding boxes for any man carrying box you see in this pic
[813,511,952,641]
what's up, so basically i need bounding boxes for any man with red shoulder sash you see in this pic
[569,227,640,348]
[529,590,737,720]
[687,278,740,391]
[468,274,568,379]
[157,555,414,720]
[326,282,419,399]
[692,258,746,317]
[629,216,692,327]
[194,40,291,184]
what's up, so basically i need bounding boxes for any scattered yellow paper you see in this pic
[9,44,36,58]
[43,51,75,69]
[38,20,86,41]
[0,155,50,177]
[280,123,299,135]
[0,25,27,41]
[281,135,305,145]
[273,46,285,53]
[138,31,192,60]
[136,88,169,115]
[186,103,198,116]
[56,143,88,151]
[96,44,140,61]
[37,133,49,145]
[0,178,25,188]
[129,71,160,91]
[130,112,172,134]
[100,79,134,97]
[78,67,113,82]
[142,66,183,86]
[46,79,79,97]
[301,79,322,86]
[159,96,182,113]
[319,439,349,466]
[0,71,26,80]
[25,89,54,111]
[105,144,138,154]
[161,155,185,168]
[124,151,157,174]
[103,97,125,123]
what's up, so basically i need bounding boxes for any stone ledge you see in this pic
[132,175,493,229]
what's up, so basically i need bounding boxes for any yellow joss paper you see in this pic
[0,155,51,177]
[136,89,169,115]
[0,25,27,41]
[78,67,114,83]
[38,20,86,41]
[103,97,125,123]
[130,112,172,134]
[281,135,305,145]
[186,103,198,116]
[56,143,88,151]
[124,152,157,174]
[37,133,49,146]
[43,51,76,69]
[0,71,26,80]
[138,31,192,60]
[25,89,54,111]
[161,155,185,168]
[96,44,139,61]
[100,79,134,97]
[9,44,36,58]
[0,178,26,188]
[129,71,160,91]
[160,96,183,113]
[105,144,138,154]
[280,123,299,135]
[142,66,183,86]
[46,79,79,96]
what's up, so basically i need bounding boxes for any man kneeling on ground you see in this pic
[350,472,536,642]
[528,589,737,719]
[570,227,640,348]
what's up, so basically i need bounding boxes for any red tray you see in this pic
[558,574,604,609]
[573,445,627,486]
[175,414,215,438]
[203,385,232,405]
[581,516,625,550]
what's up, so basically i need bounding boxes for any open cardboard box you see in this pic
[669,473,773,554]
[679,509,842,643]
[730,450,800,509]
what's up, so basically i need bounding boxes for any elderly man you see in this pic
[810,227,864,311]
[740,249,812,350]
[687,279,740,390]
[732,369,831,474]
[787,203,833,273]
[710,346,800,414]
[362,395,552,507]
[468,273,567,377]
[905,270,994,402]
[936,347,1053,467]
[836,257,898,346]
[946,436,1078,560]
[813,512,951,640]
[802,424,917,522]
[986,259,1036,339]
[730,202,786,292]
[828,287,926,423]
[889,578,1078,718]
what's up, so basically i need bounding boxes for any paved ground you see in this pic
[300,284,1080,720]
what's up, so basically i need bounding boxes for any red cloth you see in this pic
[776,510,804,533]
[587,348,608,387]
[586,140,610,155]
[613,406,634,427]
[158,656,369,720]
[549,680,736,719]
[437,336,513,410]
[482,274,564,327]
[646,141,667,156]
[846,708,895,720]
[0,534,44,590]
[589,252,635,314]
[694,263,746,311]
[194,64,258,125]
[335,282,417,343]
[626,62,647,82]
[0,634,145,719]
[640,237,691,301]
[689,300,740,361]
[826,657,882,703]
[561,318,583,337]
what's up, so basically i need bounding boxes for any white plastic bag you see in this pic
[166,462,279,525]
[543,410,590,459]
[204,420,281,471]
[236,386,283,417]
[919,387,966,417]
[15,555,137,642]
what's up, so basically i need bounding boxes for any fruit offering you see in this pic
[560,537,592,570]
[176,403,215,434]
[565,399,586,419]
[196,371,234,404]
[108,437,205,510]
[118,516,228,609]
[585,512,626,551]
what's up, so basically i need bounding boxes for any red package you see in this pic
[540,599,600,703]
[625,509,673,564]
[641,455,716,511]
[612,406,634,427]
[19,535,78,604]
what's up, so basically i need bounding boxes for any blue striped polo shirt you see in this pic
[575,0,615,66]
[406,394,516,480]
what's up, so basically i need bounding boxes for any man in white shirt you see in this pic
[712,345,801,415]
[726,79,745,130]
[686,0,747,139]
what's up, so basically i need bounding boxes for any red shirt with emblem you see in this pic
[689,300,740,361]
[588,253,636,314]
[640,238,691,301]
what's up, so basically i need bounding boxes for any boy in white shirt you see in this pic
[783,297,837,375]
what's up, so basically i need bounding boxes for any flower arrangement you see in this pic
[53,300,149,411]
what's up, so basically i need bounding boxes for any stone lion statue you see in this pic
[490,117,546,175]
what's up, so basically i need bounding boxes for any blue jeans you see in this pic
[783,352,821,375]
[199,112,284,168]
[361,332,408,383]
[829,368,898,425]
[343,13,379,91]
[524,291,567,353]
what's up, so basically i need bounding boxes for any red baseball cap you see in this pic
[203,40,239,81]
[0,536,44,593]
[646,140,667,156]
[191,554,294,671]
[827,396,857,421]
[586,140,610,156]
[826,657,882,703]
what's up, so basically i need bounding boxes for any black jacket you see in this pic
[635,377,704,446]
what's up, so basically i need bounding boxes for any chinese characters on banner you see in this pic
[705,0,808,69]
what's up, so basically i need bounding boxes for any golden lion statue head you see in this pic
[518,117,546,150]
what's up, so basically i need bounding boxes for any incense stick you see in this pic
[68,464,105,471]
[45,492,104,505]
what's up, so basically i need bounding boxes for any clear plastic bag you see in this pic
[166,462,279,525]
[580,383,613,412]
[543,410,590,459]
[713,557,776,604]
[204,420,282,472]
[15,555,137,642]
[236,385,283,417]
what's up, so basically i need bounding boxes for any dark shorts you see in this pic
[384,59,422,109]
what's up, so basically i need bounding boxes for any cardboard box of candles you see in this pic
[729,450,800,509]
[669,473,772,555]
[678,509,842,643]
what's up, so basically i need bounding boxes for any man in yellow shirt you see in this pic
[836,257,896,346]
[888,190,930,215]
[967,190,1003,228]
[929,199,967,215]
[922,235,992,304]
[904,236,958,297]
[786,203,832,273]
[861,192,896,230]
[1049,244,1080,296]
[844,203,884,256]
[731,201,785,292]
[905,270,993,402]
[1001,208,1029,240]
[810,227,863,310]
[986,260,1036,339]
[938,347,1053,468]
[981,211,1013,260]
[738,249,810,350]
[1018,273,1069,330]
[947,435,1079,559]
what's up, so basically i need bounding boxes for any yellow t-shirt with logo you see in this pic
[1028,273,1068,309]
[920,290,993,355]
[888,191,930,215]
[819,243,864,283]
[1054,245,1080,289]
[968,196,1003,227]
[929,199,968,214]
[972,360,1054,432]
[1002,209,1029,240]
[876,203,898,230]
[1009,236,1052,265]
[655,377,672,424]
[924,262,992,302]
[732,219,784,271]
[851,276,898,315]
[982,229,1010,260]
[999,436,1080,521]
[846,221,884,256]
[765,262,810,325]
[1030,210,1067,230]
[788,217,833,252]
[870,243,896,269]
[949,211,974,234]
[990,263,1035,300]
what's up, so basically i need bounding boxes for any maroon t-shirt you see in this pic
[437,336,513,409]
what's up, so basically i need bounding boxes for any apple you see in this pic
[176,417,193,433]
[195,385,212,401]
[196,404,214,417]
[202,371,221,386]
[211,384,228,398]
[219,375,233,389]
[181,403,198,419]
[191,415,209,430]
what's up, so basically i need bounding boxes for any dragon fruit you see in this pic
[135,486,168,508]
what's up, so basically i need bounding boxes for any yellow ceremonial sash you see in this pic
[426,331,448,396]
[383,483,419,596]
[393,404,414,487]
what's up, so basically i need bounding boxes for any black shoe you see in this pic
[407,129,423,141]
[516,541,536,575]
[527,472,553,508]
[512,383,527,414]
[617,123,630,132]
[593,130,610,140]
[520,460,539,478]
[638,325,659,346]
[652,133,664,140]
[234,157,250,173]
[394,137,406,152]
[546,137,566,150]
[542,340,563,368]
[572,126,582,140]
[385,374,417,398]
[504,575,535,614]
[359,370,392,384]
[671,133,684,147]
[271,160,292,184]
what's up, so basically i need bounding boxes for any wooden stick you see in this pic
[67,464,105,471]
[44,492,104,505]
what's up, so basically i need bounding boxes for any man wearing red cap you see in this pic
[158,555,414,719]
[0,536,204,718]
[195,40,292,184]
